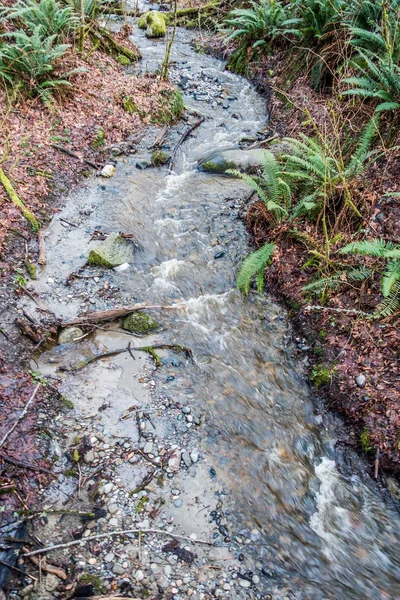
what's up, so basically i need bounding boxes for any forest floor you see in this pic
[200,32,400,477]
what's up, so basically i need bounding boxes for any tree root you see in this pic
[0,167,39,230]
[60,343,193,372]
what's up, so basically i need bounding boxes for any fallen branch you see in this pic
[88,24,141,63]
[0,558,37,581]
[0,454,53,475]
[52,144,100,170]
[0,167,39,230]
[22,547,67,580]
[168,118,205,174]
[61,303,181,327]
[23,528,213,557]
[303,305,370,317]
[152,125,169,149]
[60,343,192,372]
[0,383,41,449]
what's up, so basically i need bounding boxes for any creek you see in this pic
[28,25,400,600]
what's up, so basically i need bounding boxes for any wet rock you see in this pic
[138,10,167,38]
[100,164,116,178]
[182,406,191,414]
[104,552,115,562]
[182,451,192,468]
[134,569,145,581]
[214,251,225,259]
[113,563,125,575]
[355,374,366,388]
[173,498,183,507]
[168,450,181,472]
[123,311,160,335]
[190,450,199,463]
[143,441,154,454]
[151,150,170,166]
[198,148,265,174]
[88,232,132,268]
[108,503,119,514]
[58,326,83,344]
[83,450,95,464]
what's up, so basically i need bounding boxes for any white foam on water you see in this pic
[152,258,186,279]
[156,171,193,204]
[309,458,353,561]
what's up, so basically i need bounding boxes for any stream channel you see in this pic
[21,23,400,600]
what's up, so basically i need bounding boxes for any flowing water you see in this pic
[33,26,400,599]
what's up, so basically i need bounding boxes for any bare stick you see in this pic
[0,454,52,475]
[61,303,182,328]
[38,232,46,265]
[52,144,100,170]
[0,558,37,581]
[167,118,205,173]
[0,383,41,449]
[152,125,168,148]
[23,528,213,557]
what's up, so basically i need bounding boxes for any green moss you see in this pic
[360,427,373,452]
[88,232,131,268]
[116,54,131,65]
[79,574,104,594]
[59,395,74,410]
[25,261,37,280]
[151,151,170,166]
[63,468,76,477]
[201,160,236,174]
[137,13,147,29]
[123,311,160,335]
[137,495,149,514]
[91,127,105,150]
[123,95,138,115]
[139,11,167,38]
[310,365,336,389]
[319,329,327,340]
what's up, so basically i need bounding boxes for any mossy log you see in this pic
[88,24,141,63]
[0,167,39,230]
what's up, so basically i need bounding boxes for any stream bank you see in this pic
[1,18,400,600]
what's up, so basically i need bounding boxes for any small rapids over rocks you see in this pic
[21,26,400,600]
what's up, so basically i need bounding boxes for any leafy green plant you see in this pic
[224,0,301,52]
[360,427,373,452]
[2,0,79,41]
[0,27,84,107]
[310,364,337,388]
[28,369,48,386]
[14,268,27,287]
[340,239,400,316]
[236,242,276,293]
[343,6,400,112]
[227,151,291,227]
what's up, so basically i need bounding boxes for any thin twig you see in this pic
[0,383,41,449]
[0,558,37,581]
[23,528,213,557]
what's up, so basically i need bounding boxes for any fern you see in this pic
[381,261,400,297]
[374,280,400,318]
[3,0,78,41]
[339,239,399,258]
[237,243,275,293]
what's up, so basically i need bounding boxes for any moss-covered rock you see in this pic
[58,327,83,344]
[116,54,131,65]
[151,150,170,166]
[138,11,167,38]
[198,148,266,174]
[88,232,132,268]
[123,311,160,334]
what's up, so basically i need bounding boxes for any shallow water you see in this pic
[35,26,400,599]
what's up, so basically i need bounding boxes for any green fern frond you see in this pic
[374,280,400,318]
[237,243,275,294]
[381,260,400,297]
[340,239,396,258]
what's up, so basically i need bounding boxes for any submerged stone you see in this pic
[122,311,160,334]
[88,232,132,268]
[198,148,266,174]
[138,11,167,38]
[58,326,83,344]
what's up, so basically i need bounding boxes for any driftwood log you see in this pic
[61,303,180,327]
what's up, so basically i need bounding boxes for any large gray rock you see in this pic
[58,326,83,344]
[88,232,132,268]
[198,148,266,174]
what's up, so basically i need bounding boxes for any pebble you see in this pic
[173,498,183,508]
[109,518,119,527]
[104,553,115,562]
[101,164,116,178]
[182,406,191,414]
[164,564,172,578]
[182,451,192,468]
[108,503,119,515]
[239,579,251,588]
[135,569,145,581]
[143,441,154,454]
[168,450,181,472]
[190,450,199,463]
[102,482,113,494]
[112,563,125,575]
[252,574,260,584]
[355,374,366,387]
